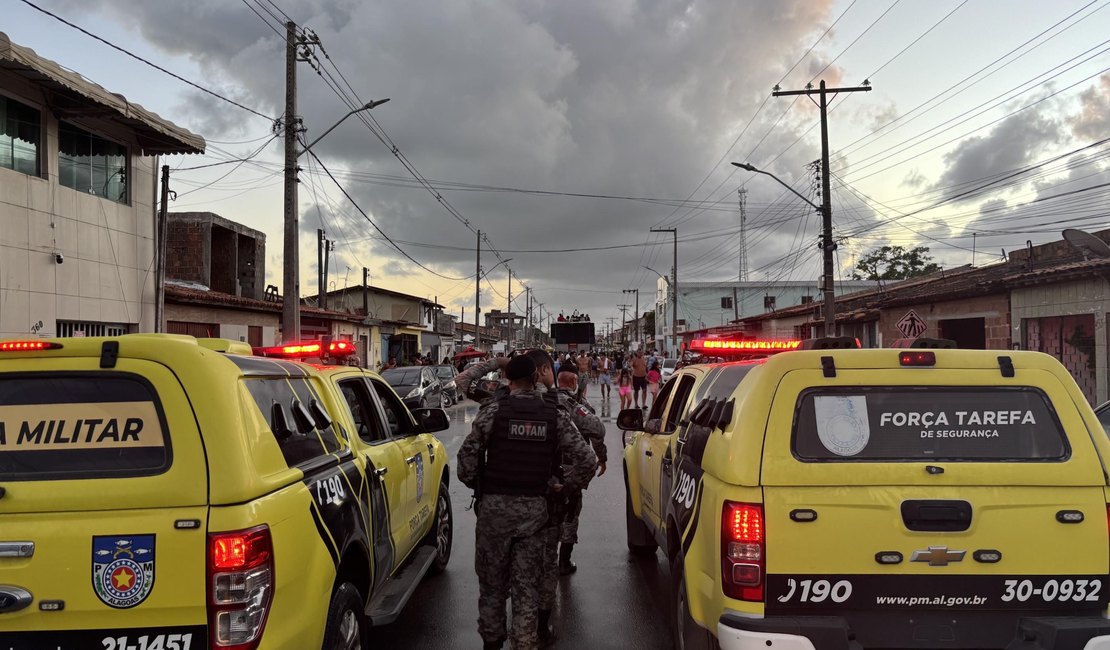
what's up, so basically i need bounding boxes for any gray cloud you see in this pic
[63,0,853,317]
[1071,74,1110,142]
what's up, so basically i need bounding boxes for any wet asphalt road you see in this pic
[373,387,674,649]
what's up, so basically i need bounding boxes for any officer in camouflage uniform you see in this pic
[457,355,597,650]
[455,355,510,403]
[554,364,608,575]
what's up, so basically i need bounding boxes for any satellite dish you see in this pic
[1062,229,1110,260]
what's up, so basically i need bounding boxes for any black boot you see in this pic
[538,608,556,644]
[558,543,577,575]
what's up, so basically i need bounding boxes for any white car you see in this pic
[660,357,678,381]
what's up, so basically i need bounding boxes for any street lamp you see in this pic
[299,99,391,157]
[481,258,513,278]
[731,161,836,334]
[283,98,390,343]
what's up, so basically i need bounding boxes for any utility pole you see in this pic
[282,20,301,342]
[317,229,325,307]
[622,289,639,348]
[322,239,332,309]
[617,304,630,346]
[155,164,170,333]
[650,227,677,354]
[474,230,481,349]
[506,271,513,347]
[773,79,871,335]
[362,267,369,319]
[738,188,748,282]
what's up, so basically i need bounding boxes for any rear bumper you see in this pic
[718,611,1110,650]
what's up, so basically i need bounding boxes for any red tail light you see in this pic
[0,340,63,351]
[722,501,764,601]
[899,351,936,366]
[208,526,274,649]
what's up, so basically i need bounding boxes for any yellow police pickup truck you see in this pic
[0,334,452,650]
[621,338,1110,650]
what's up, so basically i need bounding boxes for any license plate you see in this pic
[0,626,206,650]
[766,575,1109,611]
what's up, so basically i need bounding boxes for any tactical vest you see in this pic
[483,393,559,496]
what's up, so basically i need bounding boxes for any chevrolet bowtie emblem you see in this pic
[910,546,966,566]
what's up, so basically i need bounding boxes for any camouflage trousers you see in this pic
[538,522,561,610]
[475,511,546,649]
[560,490,584,544]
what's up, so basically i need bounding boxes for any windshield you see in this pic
[382,368,422,386]
[435,366,454,380]
[1097,402,1110,437]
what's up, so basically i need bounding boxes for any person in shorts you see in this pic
[630,350,648,409]
[597,353,612,401]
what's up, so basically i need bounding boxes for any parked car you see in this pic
[660,357,678,381]
[382,366,445,409]
[434,364,460,406]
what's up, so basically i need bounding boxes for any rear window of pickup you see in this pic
[792,386,1069,462]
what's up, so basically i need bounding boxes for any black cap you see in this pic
[558,362,578,375]
[505,355,537,381]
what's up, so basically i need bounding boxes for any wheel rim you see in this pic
[339,609,361,650]
[435,493,452,562]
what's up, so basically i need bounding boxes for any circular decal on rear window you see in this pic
[818,414,870,456]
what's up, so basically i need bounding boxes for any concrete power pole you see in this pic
[282,20,302,342]
[506,271,512,346]
[738,188,748,282]
[617,304,630,346]
[773,79,871,335]
[650,228,677,354]
[155,164,170,333]
[622,289,639,348]
[474,230,481,349]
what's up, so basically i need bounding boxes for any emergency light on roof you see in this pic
[0,340,63,351]
[255,340,355,359]
[689,339,801,353]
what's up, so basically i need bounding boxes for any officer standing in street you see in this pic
[457,355,597,650]
[555,364,607,575]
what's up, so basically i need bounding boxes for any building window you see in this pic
[800,295,814,305]
[0,95,40,176]
[764,295,776,311]
[721,296,733,309]
[56,320,128,337]
[58,122,128,203]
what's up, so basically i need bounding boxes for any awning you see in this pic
[0,32,205,154]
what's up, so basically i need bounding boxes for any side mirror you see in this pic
[412,407,450,433]
[616,408,644,432]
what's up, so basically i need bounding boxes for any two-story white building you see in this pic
[0,32,204,339]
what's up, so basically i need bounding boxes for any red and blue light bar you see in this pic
[255,339,355,360]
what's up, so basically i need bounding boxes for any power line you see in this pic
[19,0,275,122]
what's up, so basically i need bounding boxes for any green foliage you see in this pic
[851,245,941,281]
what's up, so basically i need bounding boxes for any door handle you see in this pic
[0,542,34,558]
[374,467,388,477]
[406,454,420,464]
[644,450,653,457]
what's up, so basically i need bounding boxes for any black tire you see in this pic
[670,552,716,650]
[421,480,453,575]
[321,582,367,650]
[625,469,658,556]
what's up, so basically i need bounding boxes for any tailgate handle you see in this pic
[0,542,34,558]
[901,500,972,532]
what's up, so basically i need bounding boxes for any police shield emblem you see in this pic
[92,535,155,608]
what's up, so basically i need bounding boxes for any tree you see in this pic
[851,245,941,281]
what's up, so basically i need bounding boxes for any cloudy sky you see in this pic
[11,0,1110,327]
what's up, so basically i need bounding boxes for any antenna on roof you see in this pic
[1062,229,1110,260]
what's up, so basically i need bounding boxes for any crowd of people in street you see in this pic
[551,348,672,410]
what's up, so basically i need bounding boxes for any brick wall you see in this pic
[210,226,237,295]
[165,220,210,285]
[878,292,1011,349]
